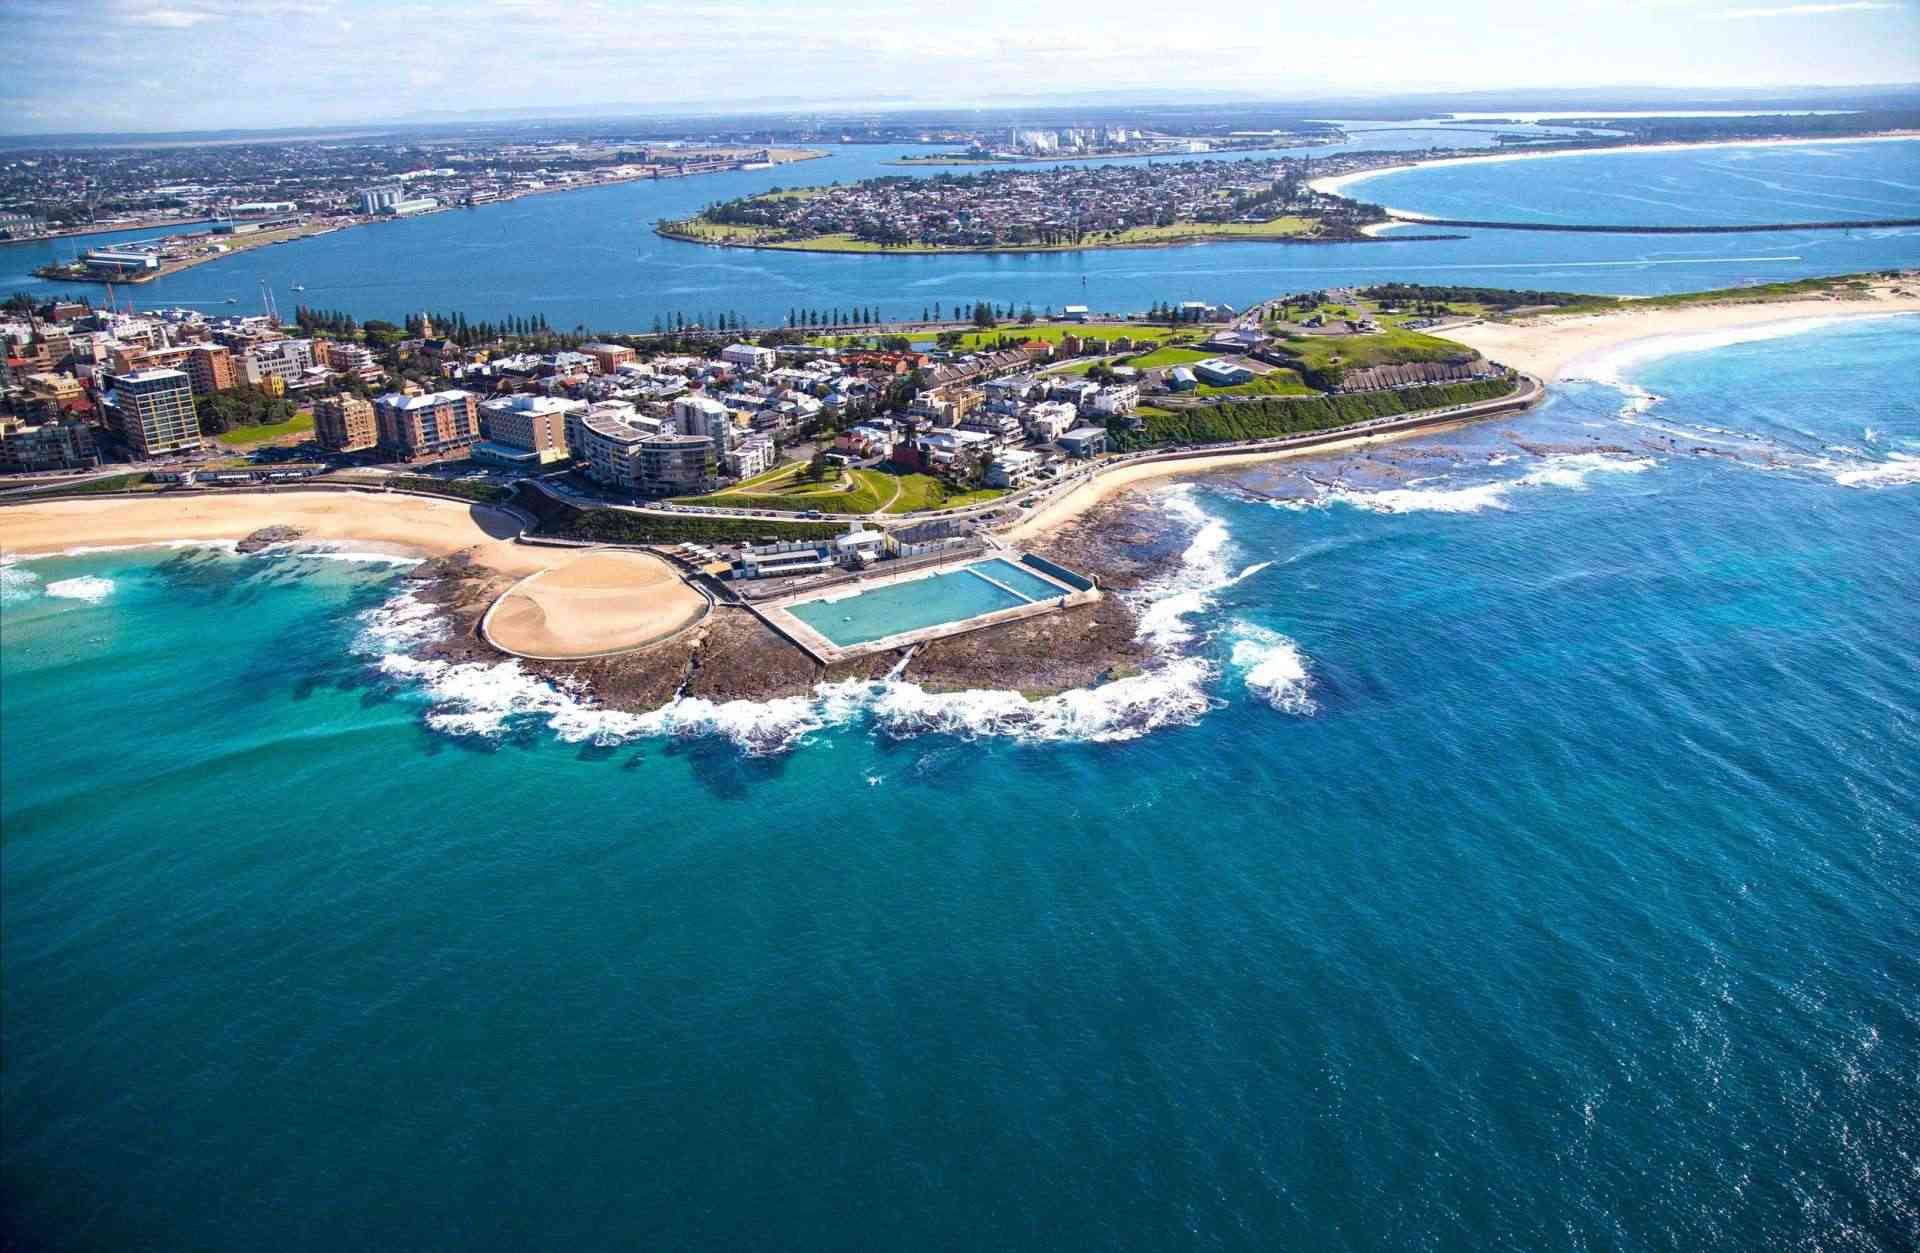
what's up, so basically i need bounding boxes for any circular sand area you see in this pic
[481,549,708,660]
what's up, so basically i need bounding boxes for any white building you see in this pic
[984,448,1044,488]
[1090,384,1140,416]
[719,342,776,373]
[1025,400,1079,443]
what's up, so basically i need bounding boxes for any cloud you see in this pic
[124,6,215,25]
[1714,1,1894,16]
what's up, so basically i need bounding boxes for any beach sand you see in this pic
[1439,286,1920,381]
[0,490,561,576]
[482,550,707,660]
[1306,132,1920,199]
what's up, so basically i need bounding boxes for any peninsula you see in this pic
[657,160,1392,253]
[4,273,1915,716]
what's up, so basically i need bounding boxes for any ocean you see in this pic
[5,137,1917,331]
[4,311,1915,1249]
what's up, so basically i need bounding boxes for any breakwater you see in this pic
[1388,214,1920,234]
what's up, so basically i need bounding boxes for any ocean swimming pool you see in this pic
[784,559,1072,648]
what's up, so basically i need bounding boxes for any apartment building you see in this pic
[477,394,580,464]
[373,389,478,460]
[312,394,378,453]
[108,367,201,458]
[186,344,237,396]
[636,434,715,497]
[0,416,98,471]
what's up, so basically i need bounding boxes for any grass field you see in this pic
[1265,325,1472,371]
[217,414,315,446]
[1123,345,1215,369]
[673,464,1004,515]
[672,212,1328,255]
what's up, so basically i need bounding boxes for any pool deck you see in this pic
[750,555,1100,665]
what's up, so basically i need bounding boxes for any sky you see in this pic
[4,0,1918,135]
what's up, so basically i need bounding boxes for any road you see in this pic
[522,374,1542,533]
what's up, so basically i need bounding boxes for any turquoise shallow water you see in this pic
[6,139,1917,329]
[3,317,1916,1250]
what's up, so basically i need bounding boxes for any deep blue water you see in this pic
[6,139,1917,330]
[4,317,1916,1251]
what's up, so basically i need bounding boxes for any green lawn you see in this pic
[674,464,1004,515]
[218,414,315,446]
[1265,325,1473,372]
[1123,346,1215,369]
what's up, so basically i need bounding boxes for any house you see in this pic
[1058,426,1109,457]
[1062,304,1090,321]
[1166,366,1197,391]
[984,448,1043,488]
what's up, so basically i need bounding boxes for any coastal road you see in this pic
[520,374,1543,533]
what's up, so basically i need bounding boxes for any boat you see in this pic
[290,283,306,291]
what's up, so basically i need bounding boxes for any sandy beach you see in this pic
[481,550,708,659]
[0,491,563,576]
[1439,284,1920,380]
[1305,131,1920,200]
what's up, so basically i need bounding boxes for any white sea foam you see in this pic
[60,539,239,556]
[1229,625,1317,716]
[0,560,41,605]
[352,589,449,655]
[260,543,423,566]
[1130,486,1271,650]
[44,575,115,603]
[1830,452,1920,488]
[1278,452,1657,515]
[377,652,1217,754]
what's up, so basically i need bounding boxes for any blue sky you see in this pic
[5,0,1918,134]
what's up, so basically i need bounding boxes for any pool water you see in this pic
[788,567,1026,646]
[970,558,1072,602]
[786,560,1073,647]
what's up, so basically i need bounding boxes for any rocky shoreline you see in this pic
[405,494,1179,712]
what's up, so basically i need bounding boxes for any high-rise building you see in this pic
[312,394,378,453]
[373,389,478,460]
[108,367,201,458]
[185,344,237,396]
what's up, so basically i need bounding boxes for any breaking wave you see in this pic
[1277,452,1658,515]
[1132,485,1272,649]
[44,575,115,603]
[1229,624,1317,716]
[373,651,1216,755]
[0,560,40,606]
[1829,452,1920,489]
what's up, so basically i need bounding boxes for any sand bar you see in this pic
[481,550,707,659]
[0,490,563,577]
[1306,132,1920,200]
[1439,285,1920,381]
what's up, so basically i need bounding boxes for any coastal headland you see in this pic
[5,279,1915,714]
